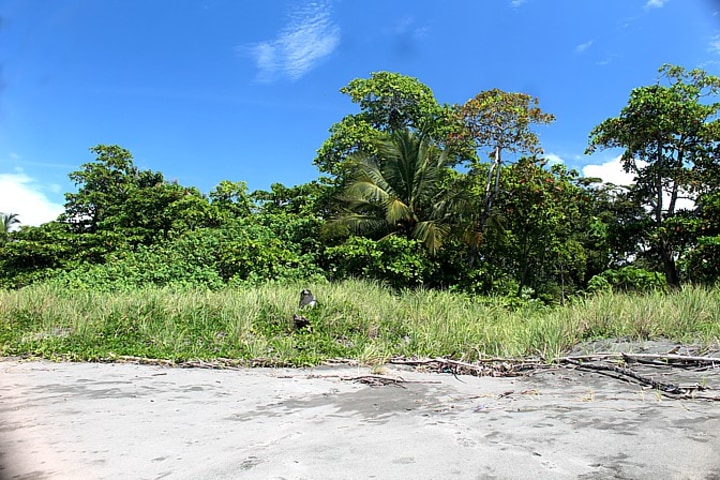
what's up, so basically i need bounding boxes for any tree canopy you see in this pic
[587,64,720,287]
[314,72,470,178]
[2,64,719,298]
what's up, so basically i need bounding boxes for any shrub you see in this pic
[587,266,667,293]
[325,236,433,289]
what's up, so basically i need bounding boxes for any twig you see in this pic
[111,355,176,367]
[110,355,282,369]
[389,354,720,401]
[80,351,720,401]
[341,374,408,388]
[554,353,624,362]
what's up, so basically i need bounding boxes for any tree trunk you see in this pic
[470,146,503,268]
[660,241,681,289]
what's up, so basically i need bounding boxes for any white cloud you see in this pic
[583,155,694,210]
[575,40,593,54]
[645,0,668,8]
[511,0,527,7]
[0,171,64,227]
[240,1,340,82]
[582,155,639,185]
[544,153,565,165]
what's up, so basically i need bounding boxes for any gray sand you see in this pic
[1,359,719,479]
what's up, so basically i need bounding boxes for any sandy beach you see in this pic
[1,357,719,480]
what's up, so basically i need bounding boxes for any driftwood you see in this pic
[562,358,686,394]
[622,353,720,366]
[389,356,544,377]
[389,353,720,401]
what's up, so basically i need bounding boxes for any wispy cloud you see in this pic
[0,171,64,227]
[239,1,340,82]
[701,34,720,68]
[645,0,668,8]
[596,53,619,66]
[575,40,593,54]
[710,34,720,56]
[511,0,527,8]
[394,16,429,40]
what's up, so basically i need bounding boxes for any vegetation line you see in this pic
[2,281,718,367]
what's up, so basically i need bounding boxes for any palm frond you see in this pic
[385,198,414,225]
[333,212,389,237]
[1,212,21,234]
[484,210,508,244]
[344,180,390,205]
[348,155,398,199]
[412,221,450,254]
[331,128,457,252]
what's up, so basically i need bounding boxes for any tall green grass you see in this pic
[1,280,718,365]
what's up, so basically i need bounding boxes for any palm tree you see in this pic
[0,212,20,234]
[333,129,454,253]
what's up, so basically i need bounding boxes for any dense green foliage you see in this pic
[1,64,719,299]
[588,65,720,288]
[333,130,456,253]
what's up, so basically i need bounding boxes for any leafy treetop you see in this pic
[314,72,468,177]
[457,89,556,161]
[586,64,720,287]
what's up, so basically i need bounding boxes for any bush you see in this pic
[48,219,328,291]
[683,235,720,284]
[587,266,667,293]
[48,245,226,291]
[325,236,433,289]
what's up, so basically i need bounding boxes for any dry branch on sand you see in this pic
[388,352,720,400]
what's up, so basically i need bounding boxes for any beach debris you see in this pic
[292,313,311,330]
[388,351,720,401]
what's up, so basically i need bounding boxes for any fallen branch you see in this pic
[563,358,684,394]
[621,353,720,366]
[110,355,176,367]
[388,356,545,378]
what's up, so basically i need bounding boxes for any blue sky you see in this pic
[1,0,719,226]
